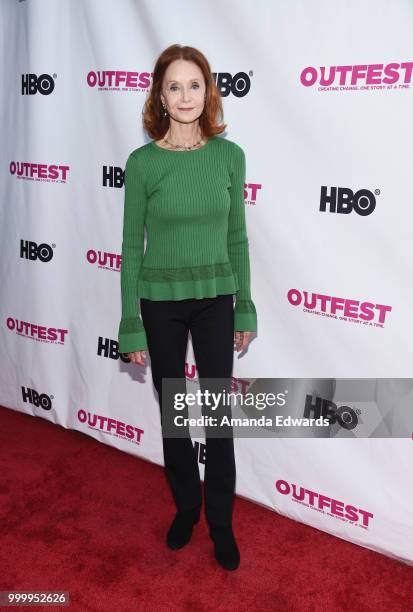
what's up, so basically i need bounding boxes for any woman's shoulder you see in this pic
[123,142,153,175]
[214,136,245,156]
[128,141,153,160]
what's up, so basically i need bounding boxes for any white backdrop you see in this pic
[1,0,413,566]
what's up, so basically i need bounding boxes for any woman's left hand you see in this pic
[234,331,253,352]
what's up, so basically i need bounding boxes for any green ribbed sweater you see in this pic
[118,135,257,353]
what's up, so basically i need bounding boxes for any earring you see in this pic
[161,102,168,117]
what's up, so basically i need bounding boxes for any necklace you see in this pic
[162,135,205,151]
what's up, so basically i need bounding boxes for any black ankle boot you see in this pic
[166,511,200,550]
[209,524,240,570]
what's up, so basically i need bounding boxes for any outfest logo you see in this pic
[9,161,69,182]
[275,479,374,529]
[6,318,69,344]
[77,409,144,445]
[244,182,262,206]
[300,61,413,91]
[287,289,392,328]
[87,249,121,272]
[86,70,152,91]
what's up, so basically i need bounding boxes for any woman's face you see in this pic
[160,59,206,124]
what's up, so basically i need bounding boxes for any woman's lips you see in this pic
[179,108,194,111]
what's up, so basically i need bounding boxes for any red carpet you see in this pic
[1,404,412,612]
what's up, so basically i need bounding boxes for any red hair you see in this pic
[142,44,227,140]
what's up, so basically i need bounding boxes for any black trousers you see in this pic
[140,293,236,527]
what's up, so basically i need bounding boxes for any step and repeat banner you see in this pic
[1,0,413,565]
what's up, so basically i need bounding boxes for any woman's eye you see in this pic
[170,83,200,91]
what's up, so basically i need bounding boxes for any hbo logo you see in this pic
[212,72,251,97]
[320,186,377,216]
[304,396,359,430]
[20,240,54,262]
[22,387,52,411]
[21,73,55,95]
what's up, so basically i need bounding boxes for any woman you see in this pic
[118,44,257,571]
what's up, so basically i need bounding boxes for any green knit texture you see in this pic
[118,136,257,354]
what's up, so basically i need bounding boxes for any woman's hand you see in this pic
[234,331,253,352]
[127,350,147,366]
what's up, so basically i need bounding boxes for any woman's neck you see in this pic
[165,122,203,146]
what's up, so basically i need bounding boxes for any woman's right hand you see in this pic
[127,351,147,366]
